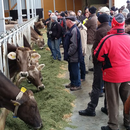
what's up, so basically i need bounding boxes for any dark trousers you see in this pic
[80,56,86,80]
[68,62,81,87]
[87,63,103,111]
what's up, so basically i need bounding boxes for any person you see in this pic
[125,17,130,34]
[122,8,129,19]
[49,14,62,60]
[76,20,87,82]
[110,6,118,17]
[55,10,59,16]
[94,13,130,130]
[84,6,97,72]
[64,16,82,91]
[79,13,111,117]
[98,6,112,26]
[83,7,89,25]
[44,10,53,55]
[127,0,130,12]
[77,10,85,23]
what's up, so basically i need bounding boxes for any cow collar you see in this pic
[13,87,27,118]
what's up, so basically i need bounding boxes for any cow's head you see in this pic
[34,21,44,29]
[27,64,45,90]
[36,37,45,49]
[7,47,31,77]
[11,90,43,129]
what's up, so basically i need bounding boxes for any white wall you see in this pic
[114,0,127,8]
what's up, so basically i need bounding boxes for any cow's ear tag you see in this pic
[22,46,24,48]
[7,52,16,60]
[21,87,27,93]
[33,49,35,51]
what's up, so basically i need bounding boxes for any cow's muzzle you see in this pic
[34,123,43,130]
[38,84,45,91]
[20,71,28,77]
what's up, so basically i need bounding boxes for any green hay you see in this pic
[4,30,75,130]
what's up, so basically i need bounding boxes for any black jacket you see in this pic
[50,22,62,40]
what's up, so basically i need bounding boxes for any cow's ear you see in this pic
[31,53,41,60]
[7,52,16,60]
[11,100,21,106]
[37,64,45,71]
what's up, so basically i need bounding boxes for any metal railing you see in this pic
[0,16,38,77]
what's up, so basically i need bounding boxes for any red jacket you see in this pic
[94,26,130,83]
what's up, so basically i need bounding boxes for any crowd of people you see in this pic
[44,0,130,130]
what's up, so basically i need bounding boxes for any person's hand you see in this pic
[49,31,52,34]
[46,21,49,24]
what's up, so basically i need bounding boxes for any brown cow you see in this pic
[0,70,43,129]
[34,20,44,29]
[16,64,45,90]
[31,27,45,49]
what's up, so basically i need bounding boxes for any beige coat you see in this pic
[77,23,87,56]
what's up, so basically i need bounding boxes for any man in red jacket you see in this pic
[94,13,130,130]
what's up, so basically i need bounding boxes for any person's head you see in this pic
[55,10,59,16]
[111,13,125,28]
[98,6,110,15]
[60,12,65,18]
[127,0,130,4]
[65,16,76,28]
[64,11,68,17]
[68,11,76,17]
[97,13,110,26]
[48,10,52,16]
[77,10,82,16]
[110,6,117,15]
[89,6,97,15]
[122,8,129,18]
[51,14,57,22]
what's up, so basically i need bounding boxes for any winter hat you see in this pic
[48,10,52,13]
[98,7,110,15]
[60,12,65,17]
[111,6,117,11]
[78,10,82,14]
[51,15,57,22]
[65,16,76,21]
[122,8,129,15]
[127,0,130,3]
[111,13,125,27]
[98,13,110,23]
[55,10,59,13]
[89,6,97,14]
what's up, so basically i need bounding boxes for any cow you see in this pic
[31,27,45,49]
[0,70,43,129]
[16,64,45,90]
[34,20,44,29]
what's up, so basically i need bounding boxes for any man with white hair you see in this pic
[98,6,112,26]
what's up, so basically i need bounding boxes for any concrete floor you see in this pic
[64,71,126,130]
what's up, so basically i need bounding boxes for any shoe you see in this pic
[101,126,119,130]
[89,68,94,71]
[99,93,104,97]
[58,59,61,61]
[81,79,85,82]
[101,107,108,115]
[124,125,130,130]
[79,109,96,116]
[70,86,81,91]
[65,83,72,88]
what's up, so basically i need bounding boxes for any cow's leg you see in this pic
[0,108,9,130]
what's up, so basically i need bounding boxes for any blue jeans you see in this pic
[68,62,81,87]
[47,38,52,53]
[80,56,86,80]
[51,39,61,60]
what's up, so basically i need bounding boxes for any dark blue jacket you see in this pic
[63,25,83,62]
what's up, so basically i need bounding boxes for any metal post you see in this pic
[33,0,37,17]
[73,0,75,12]
[17,0,23,24]
[31,0,34,18]
[0,0,6,34]
[53,0,55,12]
[65,0,67,11]
[26,0,30,20]
[109,0,112,9]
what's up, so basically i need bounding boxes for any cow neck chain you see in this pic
[13,87,27,118]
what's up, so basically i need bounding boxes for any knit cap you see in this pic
[98,13,110,23]
[48,10,52,13]
[111,13,125,27]
[78,10,82,14]
[89,6,97,14]
[122,8,129,15]
[98,7,110,15]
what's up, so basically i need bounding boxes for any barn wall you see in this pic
[55,0,65,12]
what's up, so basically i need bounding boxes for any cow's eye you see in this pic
[17,58,19,62]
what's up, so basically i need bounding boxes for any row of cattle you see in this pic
[0,19,46,129]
